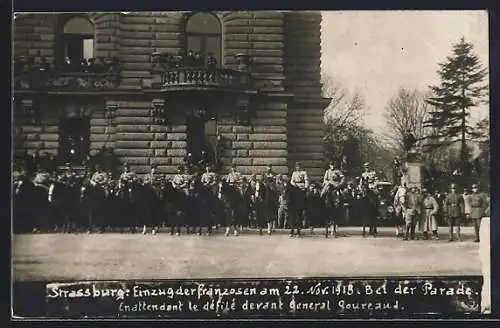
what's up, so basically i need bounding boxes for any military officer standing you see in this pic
[420,188,440,240]
[443,183,465,242]
[263,165,277,185]
[468,184,488,243]
[404,185,422,241]
[321,161,345,197]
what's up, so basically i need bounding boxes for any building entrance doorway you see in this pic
[58,117,90,165]
[186,114,217,167]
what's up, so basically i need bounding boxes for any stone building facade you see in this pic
[13,11,328,181]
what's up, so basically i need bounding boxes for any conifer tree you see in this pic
[424,37,487,182]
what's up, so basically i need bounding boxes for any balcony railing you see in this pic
[13,55,121,92]
[148,52,253,91]
[159,67,251,89]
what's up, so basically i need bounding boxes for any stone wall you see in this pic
[284,12,326,182]
[13,11,326,179]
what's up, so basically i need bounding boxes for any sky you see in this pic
[320,11,489,135]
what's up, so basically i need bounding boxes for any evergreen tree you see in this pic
[424,37,487,182]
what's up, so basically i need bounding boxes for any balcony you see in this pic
[146,52,253,92]
[13,55,121,93]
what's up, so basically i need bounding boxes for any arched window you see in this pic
[59,16,94,65]
[185,12,222,67]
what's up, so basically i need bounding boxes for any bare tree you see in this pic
[321,74,367,171]
[383,87,431,153]
[322,75,364,130]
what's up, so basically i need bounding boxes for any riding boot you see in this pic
[142,225,147,235]
[423,231,429,240]
[473,219,480,242]
[410,225,416,240]
[259,228,263,236]
[448,224,454,242]
[457,225,462,241]
[176,225,181,236]
[432,230,439,240]
[170,226,174,235]
[403,225,410,240]
[289,229,294,237]
[198,227,202,236]
[225,227,230,236]
[267,223,272,235]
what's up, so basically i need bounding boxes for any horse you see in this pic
[141,180,166,235]
[48,176,81,233]
[289,184,308,237]
[216,180,240,236]
[306,187,326,235]
[29,183,52,233]
[323,185,344,237]
[250,181,270,235]
[13,176,36,233]
[358,185,379,237]
[80,180,109,233]
[117,179,148,233]
[169,183,190,235]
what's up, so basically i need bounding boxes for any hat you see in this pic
[295,162,301,167]
[329,160,334,165]
[472,184,478,189]
[363,162,370,167]
[421,187,428,193]
[450,183,457,189]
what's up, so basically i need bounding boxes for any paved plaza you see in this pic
[12,226,481,281]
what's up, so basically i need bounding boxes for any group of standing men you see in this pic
[393,181,489,242]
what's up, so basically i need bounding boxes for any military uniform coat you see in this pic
[443,192,464,219]
[420,195,439,232]
[468,193,488,219]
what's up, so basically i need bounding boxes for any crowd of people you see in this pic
[13,153,489,242]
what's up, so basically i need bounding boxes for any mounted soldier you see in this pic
[31,171,53,232]
[226,164,242,186]
[118,163,142,232]
[143,164,163,235]
[361,162,378,189]
[171,165,190,235]
[321,160,345,198]
[290,162,309,237]
[13,169,35,233]
[262,165,278,232]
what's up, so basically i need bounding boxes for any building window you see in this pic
[185,12,222,67]
[58,16,95,67]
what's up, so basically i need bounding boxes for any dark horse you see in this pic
[289,185,308,237]
[169,184,190,235]
[13,176,37,233]
[80,180,110,233]
[216,180,241,236]
[141,180,166,234]
[358,185,379,237]
[117,179,148,233]
[186,180,213,235]
[323,186,344,237]
[48,176,82,233]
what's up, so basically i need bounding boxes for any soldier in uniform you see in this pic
[226,164,242,186]
[290,162,309,237]
[404,185,422,241]
[468,184,488,243]
[262,165,278,231]
[171,165,189,235]
[361,162,378,189]
[277,174,291,229]
[90,164,109,189]
[172,165,189,194]
[443,183,465,242]
[291,162,310,191]
[201,164,218,189]
[118,163,137,189]
[419,188,440,240]
[321,161,345,198]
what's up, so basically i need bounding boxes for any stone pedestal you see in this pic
[402,161,424,189]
